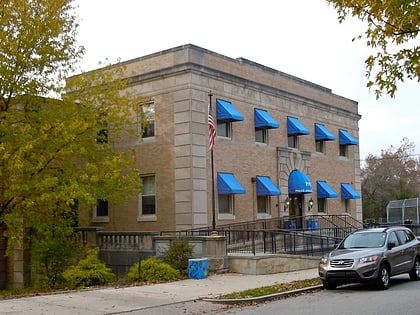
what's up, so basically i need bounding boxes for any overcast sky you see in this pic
[73,0,420,160]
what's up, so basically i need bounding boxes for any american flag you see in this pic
[208,104,216,151]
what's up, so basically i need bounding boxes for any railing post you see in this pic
[252,231,256,256]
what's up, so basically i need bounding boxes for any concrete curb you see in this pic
[202,284,324,304]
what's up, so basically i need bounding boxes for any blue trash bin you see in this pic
[306,219,319,230]
[188,258,208,279]
[288,220,297,230]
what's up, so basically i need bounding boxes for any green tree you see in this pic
[361,138,420,221]
[0,0,142,282]
[327,0,420,98]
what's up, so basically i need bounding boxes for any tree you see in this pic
[327,0,420,98]
[361,138,420,221]
[0,0,141,285]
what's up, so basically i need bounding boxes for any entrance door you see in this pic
[289,194,303,228]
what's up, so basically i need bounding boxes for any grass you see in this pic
[0,287,62,300]
[218,278,322,299]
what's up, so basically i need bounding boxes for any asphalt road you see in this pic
[207,274,420,315]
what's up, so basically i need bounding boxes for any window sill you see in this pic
[217,136,231,140]
[92,216,109,223]
[255,142,269,148]
[257,213,272,220]
[139,136,156,144]
[218,213,235,220]
[138,215,157,222]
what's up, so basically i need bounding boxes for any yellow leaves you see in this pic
[1,0,82,98]
[8,155,25,170]
[328,0,419,98]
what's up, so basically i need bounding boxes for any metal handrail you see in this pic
[165,214,363,256]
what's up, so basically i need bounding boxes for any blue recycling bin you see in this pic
[306,219,319,230]
[188,258,208,279]
[284,220,297,230]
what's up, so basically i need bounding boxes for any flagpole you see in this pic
[208,91,216,234]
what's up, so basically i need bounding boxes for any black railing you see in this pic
[164,214,363,256]
[218,228,340,256]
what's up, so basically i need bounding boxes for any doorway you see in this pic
[289,194,303,228]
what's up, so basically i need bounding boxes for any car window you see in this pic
[388,232,400,247]
[396,230,411,244]
[406,230,416,241]
[340,232,386,249]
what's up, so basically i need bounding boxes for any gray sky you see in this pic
[74,0,420,160]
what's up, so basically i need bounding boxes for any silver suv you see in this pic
[319,226,420,290]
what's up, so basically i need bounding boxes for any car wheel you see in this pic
[322,280,337,290]
[376,264,390,290]
[409,257,420,281]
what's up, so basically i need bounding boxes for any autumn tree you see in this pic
[327,0,420,98]
[0,0,141,286]
[361,138,420,221]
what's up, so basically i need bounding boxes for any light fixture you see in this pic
[284,197,290,211]
[308,197,314,211]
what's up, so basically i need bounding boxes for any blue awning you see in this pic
[218,173,246,194]
[287,117,310,135]
[256,176,281,196]
[288,170,312,194]
[341,183,360,199]
[339,129,358,145]
[216,99,244,121]
[315,124,336,141]
[254,109,279,129]
[317,181,338,198]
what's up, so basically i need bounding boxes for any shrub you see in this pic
[127,257,180,283]
[161,238,193,275]
[31,237,76,289]
[63,247,116,289]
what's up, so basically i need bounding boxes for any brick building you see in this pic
[90,44,362,232]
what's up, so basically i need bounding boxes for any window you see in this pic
[317,198,326,213]
[406,230,416,241]
[139,175,156,219]
[342,199,349,213]
[255,127,268,143]
[338,129,358,157]
[389,232,400,246]
[288,135,298,148]
[218,194,235,219]
[139,102,155,138]
[316,140,325,153]
[396,230,411,244]
[215,99,243,138]
[339,144,348,157]
[254,109,279,144]
[96,199,108,216]
[287,117,309,149]
[217,120,231,138]
[93,199,109,222]
[257,196,269,214]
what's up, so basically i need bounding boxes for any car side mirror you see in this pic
[388,241,396,250]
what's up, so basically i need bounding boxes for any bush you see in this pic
[63,247,116,289]
[127,257,180,283]
[161,238,193,275]
[31,238,76,289]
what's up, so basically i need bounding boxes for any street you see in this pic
[125,274,420,315]
[211,275,420,315]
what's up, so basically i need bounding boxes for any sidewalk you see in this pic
[0,268,319,315]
